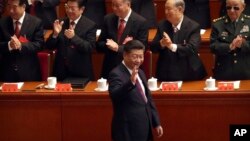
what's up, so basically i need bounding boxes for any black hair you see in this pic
[124,40,145,53]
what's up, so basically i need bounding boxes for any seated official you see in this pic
[0,0,44,82]
[210,0,250,80]
[150,0,207,81]
[46,0,97,81]
[97,0,148,79]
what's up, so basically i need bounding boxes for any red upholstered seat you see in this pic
[37,52,51,81]
[141,50,152,79]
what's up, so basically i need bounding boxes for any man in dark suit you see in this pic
[0,0,44,82]
[210,0,250,80]
[220,0,250,17]
[46,0,97,81]
[184,0,211,29]
[150,0,207,81]
[108,40,163,141]
[25,0,60,29]
[97,0,148,79]
[131,0,157,28]
[84,0,106,28]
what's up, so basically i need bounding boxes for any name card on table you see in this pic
[218,82,234,90]
[1,82,24,92]
[161,82,179,91]
[55,83,72,92]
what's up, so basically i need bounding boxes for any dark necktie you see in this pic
[70,21,76,29]
[136,78,148,103]
[117,19,125,42]
[14,21,20,37]
[173,26,179,43]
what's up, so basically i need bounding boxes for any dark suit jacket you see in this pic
[108,63,161,141]
[0,13,44,82]
[84,0,106,28]
[97,11,148,78]
[131,0,157,28]
[46,16,97,81]
[220,0,250,17]
[184,0,211,29]
[210,14,250,80]
[151,16,207,81]
[25,0,60,29]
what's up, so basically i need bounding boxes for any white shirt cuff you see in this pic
[8,41,13,51]
[171,44,177,52]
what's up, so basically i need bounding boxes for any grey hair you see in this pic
[226,0,245,4]
[174,0,185,10]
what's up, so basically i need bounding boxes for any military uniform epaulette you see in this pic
[213,16,226,23]
[243,14,250,19]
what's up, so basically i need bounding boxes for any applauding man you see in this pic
[0,0,44,82]
[46,0,97,81]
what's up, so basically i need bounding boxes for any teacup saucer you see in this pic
[44,85,55,90]
[204,87,218,91]
[94,87,108,92]
[149,87,160,91]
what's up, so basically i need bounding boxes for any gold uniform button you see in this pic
[234,60,237,64]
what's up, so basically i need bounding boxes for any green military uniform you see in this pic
[210,14,250,80]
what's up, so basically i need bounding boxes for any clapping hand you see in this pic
[53,20,64,37]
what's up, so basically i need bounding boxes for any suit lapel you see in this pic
[20,14,30,37]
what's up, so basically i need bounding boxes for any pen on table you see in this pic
[36,83,45,89]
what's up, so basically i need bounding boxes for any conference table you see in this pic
[0,80,250,141]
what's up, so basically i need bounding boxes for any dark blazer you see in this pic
[97,11,148,78]
[131,0,157,28]
[0,13,44,82]
[46,16,97,81]
[184,0,211,29]
[220,0,250,17]
[108,63,161,141]
[151,16,207,81]
[84,0,106,28]
[210,14,250,80]
[25,0,60,29]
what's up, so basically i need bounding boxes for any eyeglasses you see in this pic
[226,6,240,11]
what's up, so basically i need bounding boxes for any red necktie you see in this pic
[117,19,125,42]
[136,78,148,103]
[14,21,20,37]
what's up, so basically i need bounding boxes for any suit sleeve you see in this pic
[108,70,135,104]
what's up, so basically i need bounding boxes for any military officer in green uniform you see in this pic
[210,0,250,80]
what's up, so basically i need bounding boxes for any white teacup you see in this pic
[148,77,158,90]
[47,77,57,88]
[205,77,216,89]
[97,78,107,90]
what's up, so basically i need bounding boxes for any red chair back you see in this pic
[141,50,152,79]
[37,52,51,81]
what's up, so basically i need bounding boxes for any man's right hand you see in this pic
[131,65,139,84]
[53,20,64,37]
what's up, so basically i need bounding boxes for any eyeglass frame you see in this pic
[226,6,240,11]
